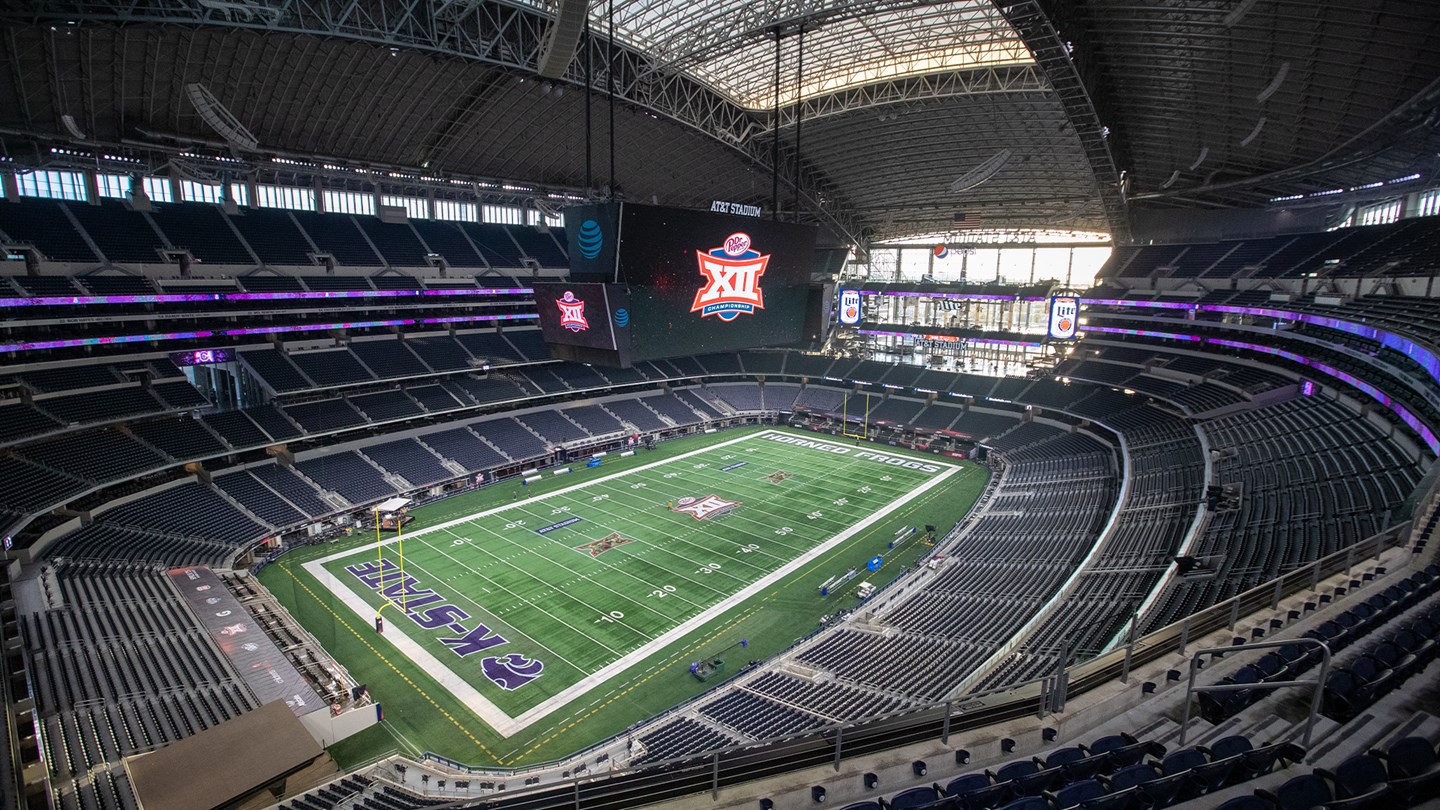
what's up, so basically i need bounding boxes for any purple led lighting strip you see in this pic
[1082,298,1440,393]
[856,290,1022,302]
[857,328,1041,348]
[1086,325,1440,453]
[0,313,536,354]
[0,287,533,308]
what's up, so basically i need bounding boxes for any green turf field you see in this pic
[259,426,987,767]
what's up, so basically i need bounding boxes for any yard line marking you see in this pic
[499,458,960,735]
[413,535,626,658]
[497,504,727,608]
[451,518,709,620]
[303,428,961,738]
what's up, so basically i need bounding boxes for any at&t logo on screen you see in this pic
[556,290,590,332]
[577,219,603,260]
[692,232,768,321]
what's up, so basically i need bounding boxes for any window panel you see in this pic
[179,180,224,204]
[142,176,174,204]
[381,195,429,220]
[482,204,523,225]
[322,189,375,216]
[434,200,477,222]
[96,173,129,200]
[257,183,315,211]
[17,170,88,201]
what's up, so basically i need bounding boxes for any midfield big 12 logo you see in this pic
[692,232,768,321]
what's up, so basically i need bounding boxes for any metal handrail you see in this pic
[1179,637,1331,748]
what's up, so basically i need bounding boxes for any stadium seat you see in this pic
[1371,736,1440,803]
[1039,746,1109,782]
[1135,769,1195,807]
[1045,778,1106,809]
[1085,734,1163,769]
[1214,796,1272,810]
[943,773,1012,808]
[985,759,1063,796]
[1101,762,1162,794]
[886,786,940,810]
[993,797,1047,810]
[1259,767,1391,810]
[1318,754,1392,805]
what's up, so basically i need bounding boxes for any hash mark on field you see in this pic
[309,429,965,742]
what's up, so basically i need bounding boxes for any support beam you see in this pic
[993,0,1131,242]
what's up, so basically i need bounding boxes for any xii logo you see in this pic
[556,290,589,332]
[692,232,768,321]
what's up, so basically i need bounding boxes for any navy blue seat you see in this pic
[1235,741,1306,783]
[1259,771,1386,810]
[840,803,883,810]
[1202,666,1261,721]
[1191,744,1246,794]
[1319,754,1391,805]
[994,797,1047,810]
[944,773,1012,809]
[1392,627,1436,666]
[1351,654,1395,701]
[1161,747,1207,776]
[1276,642,1319,671]
[888,786,940,810]
[1369,641,1416,680]
[1252,653,1290,681]
[1214,796,1271,810]
[1259,773,1333,810]
[1102,762,1161,793]
[1136,770,1194,808]
[1372,736,1440,803]
[1085,734,1162,769]
[987,759,1063,796]
[1046,778,1106,810]
[1040,746,1108,782]
[1324,670,1366,721]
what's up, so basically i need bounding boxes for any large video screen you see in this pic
[531,283,630,363]
[613,204,817,360]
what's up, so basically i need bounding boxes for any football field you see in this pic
[263,427,987,765]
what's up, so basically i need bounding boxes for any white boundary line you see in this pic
[302,429,960,737]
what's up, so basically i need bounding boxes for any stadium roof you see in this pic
[0,1,1436,246]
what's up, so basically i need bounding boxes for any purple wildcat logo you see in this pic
[482,654,546,690]
[346,559,545,691]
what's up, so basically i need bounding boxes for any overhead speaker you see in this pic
[1223,0,1260,27]
[537,0,588,78]
[185,82,258,152]
[1257,62,1291,104]
[60,114,85,140]
[949,149,1012,193]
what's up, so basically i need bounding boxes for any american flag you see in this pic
[952,211,982,230]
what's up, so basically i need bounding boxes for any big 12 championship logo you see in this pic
[692,232,768,321]
[556,290,589,332]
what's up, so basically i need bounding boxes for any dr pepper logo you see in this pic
[692,232,768,321]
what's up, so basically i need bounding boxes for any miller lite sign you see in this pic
[838,289,862,325]
[556,290,590,332]
[1047,295,1079,340]
[692,232,768,321]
